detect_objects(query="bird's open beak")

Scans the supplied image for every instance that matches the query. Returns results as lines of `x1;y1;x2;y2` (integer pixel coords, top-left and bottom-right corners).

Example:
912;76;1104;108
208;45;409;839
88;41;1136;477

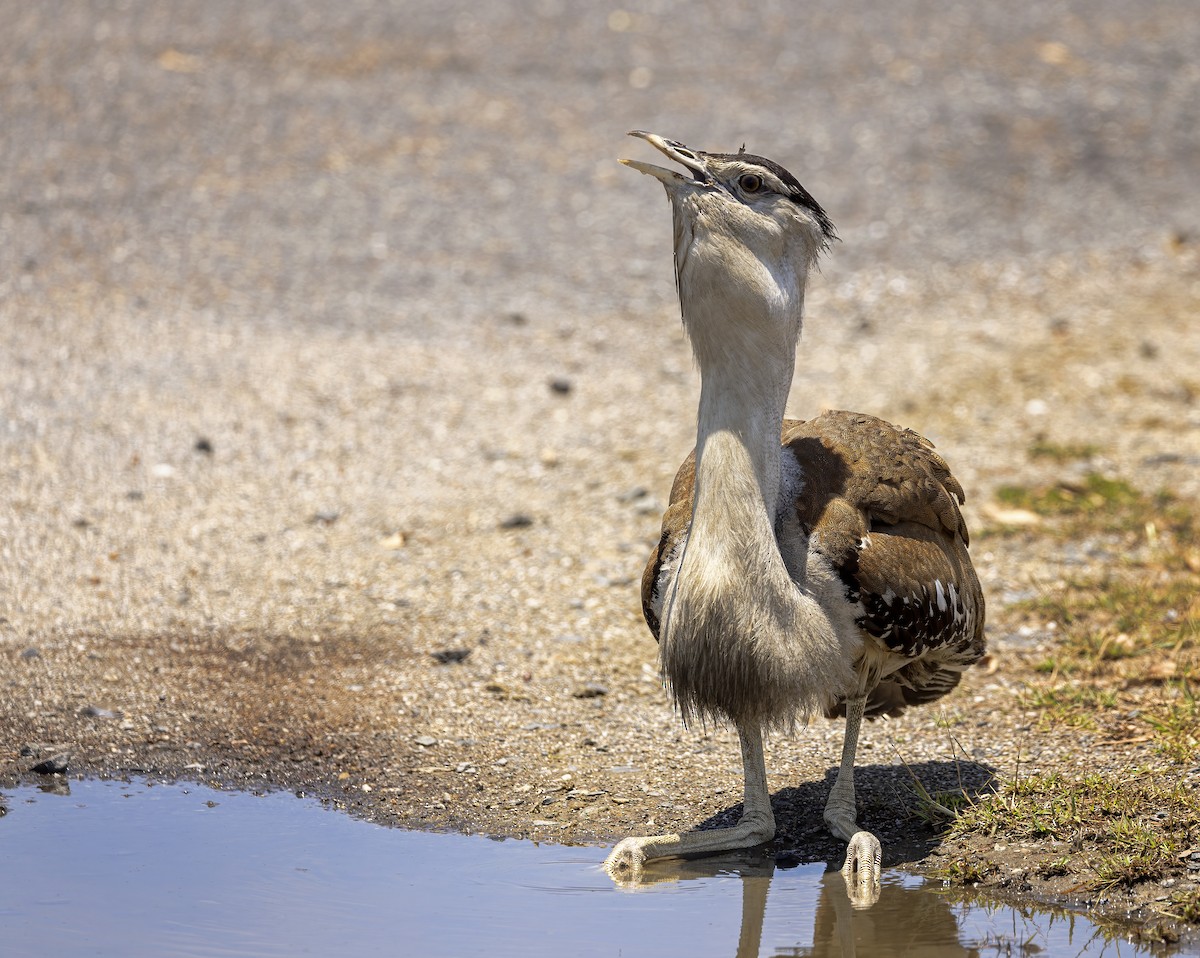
620;131;714;186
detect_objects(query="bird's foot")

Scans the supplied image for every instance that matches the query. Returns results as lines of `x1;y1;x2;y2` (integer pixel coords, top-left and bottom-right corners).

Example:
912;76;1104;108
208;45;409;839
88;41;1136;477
603;836;652;882
603;813;774;885
840;830;882;909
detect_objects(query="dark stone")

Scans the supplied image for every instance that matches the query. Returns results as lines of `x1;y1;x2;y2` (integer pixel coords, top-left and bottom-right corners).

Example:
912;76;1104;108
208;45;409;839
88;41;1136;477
430;648;471;665
31;752;71;775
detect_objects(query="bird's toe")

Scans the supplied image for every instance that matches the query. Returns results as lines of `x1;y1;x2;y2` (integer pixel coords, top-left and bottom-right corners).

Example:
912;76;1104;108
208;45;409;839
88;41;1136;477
840;830;882;908
604;837;648;881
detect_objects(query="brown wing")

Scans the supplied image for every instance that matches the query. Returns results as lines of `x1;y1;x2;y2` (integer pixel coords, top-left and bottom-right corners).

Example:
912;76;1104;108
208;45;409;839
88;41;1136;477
640;451;696;641
783;411;986;717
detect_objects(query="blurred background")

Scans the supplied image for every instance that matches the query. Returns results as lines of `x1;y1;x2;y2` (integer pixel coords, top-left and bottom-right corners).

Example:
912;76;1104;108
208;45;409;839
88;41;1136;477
1;1;1198;789
3;0;1197;334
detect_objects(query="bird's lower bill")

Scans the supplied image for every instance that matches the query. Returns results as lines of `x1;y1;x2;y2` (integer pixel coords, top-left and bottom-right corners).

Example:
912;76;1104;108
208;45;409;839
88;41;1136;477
619;157;688;185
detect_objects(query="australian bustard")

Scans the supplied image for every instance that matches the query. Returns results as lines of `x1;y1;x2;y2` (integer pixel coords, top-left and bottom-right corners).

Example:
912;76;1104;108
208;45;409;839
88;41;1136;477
605;132;986;896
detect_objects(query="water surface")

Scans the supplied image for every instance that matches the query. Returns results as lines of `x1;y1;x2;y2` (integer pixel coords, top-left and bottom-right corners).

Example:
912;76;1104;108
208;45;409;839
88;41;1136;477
0;779;1169;957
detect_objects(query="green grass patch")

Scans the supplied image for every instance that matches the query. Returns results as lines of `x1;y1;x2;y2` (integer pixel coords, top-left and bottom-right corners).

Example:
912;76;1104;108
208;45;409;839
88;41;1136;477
988;473;1199;768
992;471;1197;547
945;770;1200;892
1143;684;1200;763
996;473;1144;518
998;472;1198;685
1020;577;1197;666
1036;857;1072;879
1027;440;1103;463
1169;889;1200;924
1020;684;1118;729
943;858;998;884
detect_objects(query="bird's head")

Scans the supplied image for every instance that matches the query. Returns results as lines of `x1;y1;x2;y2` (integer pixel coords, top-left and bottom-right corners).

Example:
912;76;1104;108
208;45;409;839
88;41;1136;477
621;131;836;358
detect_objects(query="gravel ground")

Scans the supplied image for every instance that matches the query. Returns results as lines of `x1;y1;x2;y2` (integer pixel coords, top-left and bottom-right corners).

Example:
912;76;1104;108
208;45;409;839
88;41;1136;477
3;0;1199;934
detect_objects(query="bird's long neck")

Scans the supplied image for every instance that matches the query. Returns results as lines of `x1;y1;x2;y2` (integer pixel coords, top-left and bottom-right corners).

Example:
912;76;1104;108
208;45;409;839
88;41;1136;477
660;300;835;729
681;264;802;551
689;349;793;548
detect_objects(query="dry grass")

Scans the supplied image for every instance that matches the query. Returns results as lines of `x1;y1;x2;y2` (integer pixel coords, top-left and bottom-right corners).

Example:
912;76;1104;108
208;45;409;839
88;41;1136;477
936;470;1200;936
945;769;1200;890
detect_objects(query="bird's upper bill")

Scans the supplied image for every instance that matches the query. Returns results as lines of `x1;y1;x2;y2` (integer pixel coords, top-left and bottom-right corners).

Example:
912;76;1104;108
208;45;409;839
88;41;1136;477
620;131;715;188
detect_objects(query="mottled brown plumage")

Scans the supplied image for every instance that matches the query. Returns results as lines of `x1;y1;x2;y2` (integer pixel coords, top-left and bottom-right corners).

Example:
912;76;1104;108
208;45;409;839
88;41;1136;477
642;410;985;722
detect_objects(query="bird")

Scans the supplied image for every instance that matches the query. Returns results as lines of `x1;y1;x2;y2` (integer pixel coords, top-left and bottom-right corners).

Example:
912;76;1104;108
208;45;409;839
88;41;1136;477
604;131;986;898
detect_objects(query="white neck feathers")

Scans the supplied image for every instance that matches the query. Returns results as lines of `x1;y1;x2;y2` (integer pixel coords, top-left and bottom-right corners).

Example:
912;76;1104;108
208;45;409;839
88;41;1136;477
658;236;855;729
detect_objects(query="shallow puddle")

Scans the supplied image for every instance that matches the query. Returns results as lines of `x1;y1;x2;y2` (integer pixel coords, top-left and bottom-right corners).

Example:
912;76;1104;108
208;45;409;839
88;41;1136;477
0;778;1173;957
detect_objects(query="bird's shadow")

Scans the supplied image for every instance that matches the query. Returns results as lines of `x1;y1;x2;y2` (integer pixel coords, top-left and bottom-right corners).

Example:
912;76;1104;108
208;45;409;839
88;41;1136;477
690;758;997;870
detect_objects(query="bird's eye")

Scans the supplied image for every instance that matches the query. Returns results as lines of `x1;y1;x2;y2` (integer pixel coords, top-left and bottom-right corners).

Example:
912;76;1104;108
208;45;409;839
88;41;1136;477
738;173;763;193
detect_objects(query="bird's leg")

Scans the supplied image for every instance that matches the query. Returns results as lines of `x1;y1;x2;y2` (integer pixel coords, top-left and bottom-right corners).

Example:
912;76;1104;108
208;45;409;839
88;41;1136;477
604;723;775;881
823;694;882;905
734;874;770;958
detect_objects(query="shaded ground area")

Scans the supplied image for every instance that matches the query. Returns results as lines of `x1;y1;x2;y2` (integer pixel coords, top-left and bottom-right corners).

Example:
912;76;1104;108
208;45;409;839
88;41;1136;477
2;0;1199;945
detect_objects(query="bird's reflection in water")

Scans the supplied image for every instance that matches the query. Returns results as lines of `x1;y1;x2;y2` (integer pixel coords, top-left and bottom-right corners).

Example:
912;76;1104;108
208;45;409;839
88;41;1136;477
624;853;978;958
795;872;976;958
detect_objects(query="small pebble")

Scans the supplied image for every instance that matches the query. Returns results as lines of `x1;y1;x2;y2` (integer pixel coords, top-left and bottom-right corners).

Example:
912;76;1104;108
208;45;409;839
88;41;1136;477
499;514;534;529
378;532;407;550
415;736;438;747
31;752;71;775
80;705;122;719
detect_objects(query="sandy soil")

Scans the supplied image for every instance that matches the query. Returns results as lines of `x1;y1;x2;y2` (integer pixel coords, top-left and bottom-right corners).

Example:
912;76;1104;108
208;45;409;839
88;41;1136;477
3;0;1199;941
